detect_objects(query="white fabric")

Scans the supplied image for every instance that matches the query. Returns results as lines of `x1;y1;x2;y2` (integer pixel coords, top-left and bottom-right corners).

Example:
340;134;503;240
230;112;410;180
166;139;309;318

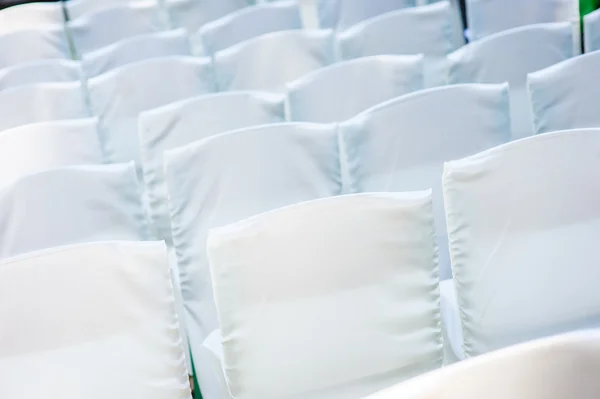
0;241;192;399
0;82;89;133
364;331;600;399
584;9;600;52
448;23;574;140
164;123;342;399
0;60;81;92
165;0;247;34
68;2;165;56
139;91;286;242
439;279;464;362
207;192;442;399
214;30;334;92
66;0;157;20
528;50;600;134
466;0;579;42
0;27;70;69
0;2;64;34
0;163;149;259
317;0;416;30
443;129;600;357
82;29;190;78
337;2;458;87
287;54;424;123
193;1;302;56
87;56;214;165
0;118;102;190
340;83;511;280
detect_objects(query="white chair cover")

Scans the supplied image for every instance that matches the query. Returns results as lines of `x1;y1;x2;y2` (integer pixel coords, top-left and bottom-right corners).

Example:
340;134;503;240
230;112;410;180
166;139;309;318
0;2;65;34
584;8;600;52
0;163;149;259
0;241;192;399
317;0;416;30
192;0;302;56
139;91;286;242
0;118;102;190
448;22;574;140
0;60;81;92
207;192;441;399
165;0;247;34
164;123;342;399
82;29;190;78
337;2;458;87
340;83;511;280
443;129;600;357
68;2;165;56
287;54;424;123
0;82;89;133
528;50;600;134
214;30;334;92
87;56;214;164
466;0;579;42
66;0;156;20
0;27;70;69
364;331;600;399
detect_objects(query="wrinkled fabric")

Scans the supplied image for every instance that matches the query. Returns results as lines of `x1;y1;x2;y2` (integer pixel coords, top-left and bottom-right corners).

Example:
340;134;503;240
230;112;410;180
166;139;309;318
66;0;158;20
0;2;64;35
528;50;600;134
448;23;573;140
87;56;215;165
340;83;511;280
0;27;71;69
192;0;302;56
584;9;600;52
365;331;600;399
207;192;442;399
317;0;416;30
165;0;247;34
0;82;89;133
139;91;285;242
443;129;600;357
214;30;334;92
0;163;149;259
164;123;342;399
337;2;458;87
82;29;190;78
0;60;81;92
0;241;192;399
0;118;102;190
287;54;424;123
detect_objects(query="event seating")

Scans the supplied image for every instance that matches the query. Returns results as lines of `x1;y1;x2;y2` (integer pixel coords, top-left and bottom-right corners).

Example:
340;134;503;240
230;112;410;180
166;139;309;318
317;0;415;30
0;60;81;91
0;1;64;34
287;54;424;123
66;0;151;20
584;8;600;52
165;0;247;34
339;83;511;280
0;241;192;399
206;192;441;398
0;27;71;68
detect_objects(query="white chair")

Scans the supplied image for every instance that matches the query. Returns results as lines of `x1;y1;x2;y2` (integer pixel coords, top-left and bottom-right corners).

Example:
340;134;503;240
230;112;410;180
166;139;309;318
87;56;215;165
0;27;71;69
0;163;149;259
0;118;102;190
165;0;247;34
192;0;302;56
139;91;286;242
364;331;600;399
164;123;342;399
340;84;511;281
68;2;166;56
0;60;81;92
317;0;415;30
0;241;192;399
337;2;459;87
584;8;600;52
82;29;190;78
528;50;600;134
448;23;574;139
443;129;600;358
0;82;89;133
206;192;441;399
0;2;65;34
66;0;155;20
287;54;424;123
